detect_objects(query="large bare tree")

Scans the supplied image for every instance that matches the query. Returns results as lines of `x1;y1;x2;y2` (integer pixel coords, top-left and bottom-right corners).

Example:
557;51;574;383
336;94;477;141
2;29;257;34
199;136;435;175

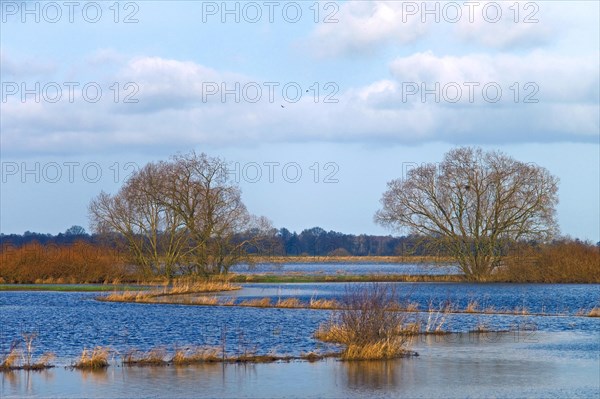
89;152;274;277
375;147;559;281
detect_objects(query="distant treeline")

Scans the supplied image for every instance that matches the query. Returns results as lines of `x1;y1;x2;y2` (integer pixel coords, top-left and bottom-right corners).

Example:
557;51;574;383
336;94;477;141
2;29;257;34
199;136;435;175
0;226;439;257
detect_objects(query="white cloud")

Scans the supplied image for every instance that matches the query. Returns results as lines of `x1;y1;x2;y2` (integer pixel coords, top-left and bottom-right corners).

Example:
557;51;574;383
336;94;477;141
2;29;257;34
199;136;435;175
2;51;598;156
386;51;598;104
454;1;554;48
307;1;428;57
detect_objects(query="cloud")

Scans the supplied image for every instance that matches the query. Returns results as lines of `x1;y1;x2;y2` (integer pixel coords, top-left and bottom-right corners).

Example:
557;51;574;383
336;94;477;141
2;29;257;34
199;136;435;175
2;51;598;156
305;1;585;56
307;1;428;57
454;1;554;48
387;51;599;104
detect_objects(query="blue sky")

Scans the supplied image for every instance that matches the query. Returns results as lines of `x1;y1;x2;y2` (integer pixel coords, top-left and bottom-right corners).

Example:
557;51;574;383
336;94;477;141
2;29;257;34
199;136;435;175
1;1;599;241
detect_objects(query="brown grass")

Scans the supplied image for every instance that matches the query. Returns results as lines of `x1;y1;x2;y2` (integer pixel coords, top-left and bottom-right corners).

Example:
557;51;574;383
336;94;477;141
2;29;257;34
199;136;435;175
1;341;21;370
465;300;479;313
0;241;128;283
588;307;600;317
314;284;413;360
103;291;152;302
123;348;167;366
309;298;340;309
404;302;420;312
191;296;219;305
513;306;529;315
497;240;600;283
73;347;110;369
159;278;240;295
239;297;272;307
276;298;303;308
172;347;222;364
100;278;240;304
342;340;406;361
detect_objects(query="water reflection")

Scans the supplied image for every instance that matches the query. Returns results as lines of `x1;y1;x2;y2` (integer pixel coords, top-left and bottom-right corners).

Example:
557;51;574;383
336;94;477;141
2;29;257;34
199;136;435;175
343;360;399;390
79;368;109;384
1;369;56;398
2;332;598;399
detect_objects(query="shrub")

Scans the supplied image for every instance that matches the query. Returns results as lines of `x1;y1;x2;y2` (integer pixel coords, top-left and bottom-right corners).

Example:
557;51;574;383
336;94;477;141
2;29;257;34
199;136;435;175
314;283;413;360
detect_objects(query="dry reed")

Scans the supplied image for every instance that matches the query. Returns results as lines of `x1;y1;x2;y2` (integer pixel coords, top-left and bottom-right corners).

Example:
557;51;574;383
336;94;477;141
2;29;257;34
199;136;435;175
239;297;272;307
73;347;110;369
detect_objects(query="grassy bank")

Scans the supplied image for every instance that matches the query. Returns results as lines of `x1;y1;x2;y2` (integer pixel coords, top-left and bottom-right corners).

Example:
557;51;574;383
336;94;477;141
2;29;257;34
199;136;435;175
0;284;147;292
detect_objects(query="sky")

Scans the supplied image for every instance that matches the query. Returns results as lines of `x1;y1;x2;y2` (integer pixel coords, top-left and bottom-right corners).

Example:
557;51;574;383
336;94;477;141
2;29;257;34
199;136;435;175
0;0;599;241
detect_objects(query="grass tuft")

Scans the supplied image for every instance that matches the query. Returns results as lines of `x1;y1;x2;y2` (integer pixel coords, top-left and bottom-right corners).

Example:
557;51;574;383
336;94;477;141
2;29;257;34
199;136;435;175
276;298;303;308
73;347;110;369
123;348;167;366
465;300;479;313
172;346;222;364
309;298;340;310
239;297;271;307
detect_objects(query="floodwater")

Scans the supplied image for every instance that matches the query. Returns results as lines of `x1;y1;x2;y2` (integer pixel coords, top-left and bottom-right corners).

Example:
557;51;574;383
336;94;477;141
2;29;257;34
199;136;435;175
1;332;597;398
1;280;599;398
231;262;460;275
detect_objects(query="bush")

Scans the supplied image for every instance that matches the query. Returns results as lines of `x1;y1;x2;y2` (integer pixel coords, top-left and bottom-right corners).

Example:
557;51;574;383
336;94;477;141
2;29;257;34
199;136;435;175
498;240;600;283
314;283;412;360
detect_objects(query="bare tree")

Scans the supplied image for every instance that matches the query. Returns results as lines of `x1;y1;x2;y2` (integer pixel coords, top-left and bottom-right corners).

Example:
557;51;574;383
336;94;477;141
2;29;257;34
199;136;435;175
89;152;274;277
375;147;559;281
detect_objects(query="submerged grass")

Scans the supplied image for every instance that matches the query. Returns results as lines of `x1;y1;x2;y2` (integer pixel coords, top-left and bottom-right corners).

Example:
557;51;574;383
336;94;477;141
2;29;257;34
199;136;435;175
172;347;222;365
588;307;600;317
276;298;303;308
1;334;55;371
239;297;272;307
314;284;414;360
100;278;240;304
309;298;340;310
73;347;110;369
123;348;168;366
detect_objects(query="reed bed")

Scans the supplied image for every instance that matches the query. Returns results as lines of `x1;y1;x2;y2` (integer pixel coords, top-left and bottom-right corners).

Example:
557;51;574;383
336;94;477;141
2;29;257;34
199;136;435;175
172;347;222;364
0;346;20;370
276;298;303;308
239;297;272;307
0;334;56;371
190;296;220;305
123;348;168;366
159;279;240;296
73;347;110;369
309;298;340;310
100;278;240;304
465;300;479;313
